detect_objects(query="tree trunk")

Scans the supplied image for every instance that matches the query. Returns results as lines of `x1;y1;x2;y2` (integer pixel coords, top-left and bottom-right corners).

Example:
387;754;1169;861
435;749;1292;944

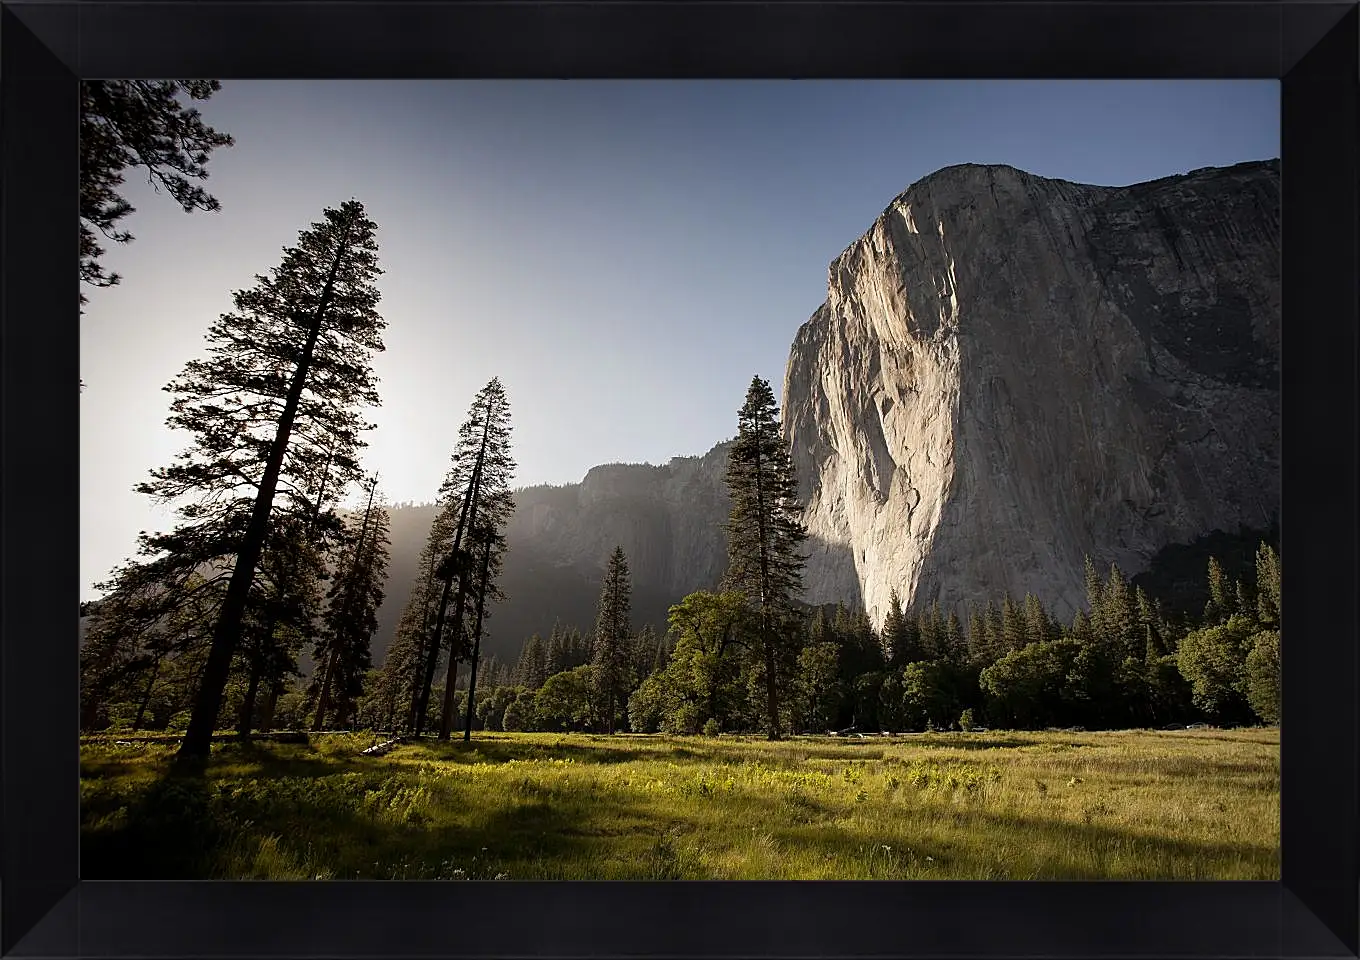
258;679;281;732
462;535;494;742
403;552;438;733
751;420;781;741
315;478;376;733
237;655;262;739
438;575;474;740
414;428;487;733
132;652;165;730
311;649;340;731
178;211;357;761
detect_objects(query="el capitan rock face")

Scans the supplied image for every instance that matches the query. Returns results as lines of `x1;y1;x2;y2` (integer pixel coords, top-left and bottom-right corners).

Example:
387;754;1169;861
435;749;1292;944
783;160;1280;626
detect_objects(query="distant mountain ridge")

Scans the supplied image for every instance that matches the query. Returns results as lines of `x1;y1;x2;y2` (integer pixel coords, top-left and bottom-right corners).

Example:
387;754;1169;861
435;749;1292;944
372;441;734;665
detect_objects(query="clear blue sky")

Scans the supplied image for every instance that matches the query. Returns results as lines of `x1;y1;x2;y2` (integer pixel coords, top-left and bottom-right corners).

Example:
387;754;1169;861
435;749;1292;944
81;80;1279;598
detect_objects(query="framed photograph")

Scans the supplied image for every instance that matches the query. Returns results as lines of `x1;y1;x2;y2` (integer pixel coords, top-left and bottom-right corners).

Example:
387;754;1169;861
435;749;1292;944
3;1;1355;957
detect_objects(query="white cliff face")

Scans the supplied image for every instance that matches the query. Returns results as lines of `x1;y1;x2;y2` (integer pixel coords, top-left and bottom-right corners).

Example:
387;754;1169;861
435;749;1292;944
784;161;1281;626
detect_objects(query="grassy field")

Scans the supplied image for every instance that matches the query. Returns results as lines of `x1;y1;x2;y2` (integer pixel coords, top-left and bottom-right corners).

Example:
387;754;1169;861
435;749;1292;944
80;728;1279;880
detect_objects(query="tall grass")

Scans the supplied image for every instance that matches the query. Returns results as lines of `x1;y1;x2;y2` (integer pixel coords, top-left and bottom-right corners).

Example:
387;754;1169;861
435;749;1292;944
80;728;1279;880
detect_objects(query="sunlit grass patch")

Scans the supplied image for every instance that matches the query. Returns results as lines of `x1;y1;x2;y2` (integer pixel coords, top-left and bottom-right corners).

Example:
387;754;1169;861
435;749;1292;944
81;727;1278;881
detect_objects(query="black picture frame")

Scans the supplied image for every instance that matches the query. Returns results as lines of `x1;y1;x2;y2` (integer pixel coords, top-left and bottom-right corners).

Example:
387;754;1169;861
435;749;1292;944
3;1;1355;957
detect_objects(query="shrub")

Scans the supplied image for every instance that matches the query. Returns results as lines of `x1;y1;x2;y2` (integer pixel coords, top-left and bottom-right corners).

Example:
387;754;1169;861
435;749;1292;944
980;639;1082;728
627;672;670;734
900;660;958;732
1177;615;1256;723
701;717;721;737
534;666;597;732
501;691;539;732
959;708;976;732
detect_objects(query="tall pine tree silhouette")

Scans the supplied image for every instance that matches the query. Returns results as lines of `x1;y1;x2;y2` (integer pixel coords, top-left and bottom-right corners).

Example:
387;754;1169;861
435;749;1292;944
410;379;515;739
592;547;633;734
722;375;808;740
167;200;385;759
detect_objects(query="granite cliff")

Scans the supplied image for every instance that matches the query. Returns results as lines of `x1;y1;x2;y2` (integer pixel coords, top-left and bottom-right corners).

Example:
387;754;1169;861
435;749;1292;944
784;159;1281;625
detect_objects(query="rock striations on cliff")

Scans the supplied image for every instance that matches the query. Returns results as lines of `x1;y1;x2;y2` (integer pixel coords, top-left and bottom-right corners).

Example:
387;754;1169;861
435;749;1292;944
783;159;1281;626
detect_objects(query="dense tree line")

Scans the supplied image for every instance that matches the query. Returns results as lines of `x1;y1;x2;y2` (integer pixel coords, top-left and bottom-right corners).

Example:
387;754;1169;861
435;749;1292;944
409;541;1279;738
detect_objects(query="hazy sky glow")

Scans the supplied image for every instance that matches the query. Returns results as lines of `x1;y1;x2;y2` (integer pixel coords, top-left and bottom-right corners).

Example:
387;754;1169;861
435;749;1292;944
81;80;1279;599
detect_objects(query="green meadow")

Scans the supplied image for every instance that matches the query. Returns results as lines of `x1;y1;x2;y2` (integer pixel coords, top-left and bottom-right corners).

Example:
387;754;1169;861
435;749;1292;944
80;728;1278;881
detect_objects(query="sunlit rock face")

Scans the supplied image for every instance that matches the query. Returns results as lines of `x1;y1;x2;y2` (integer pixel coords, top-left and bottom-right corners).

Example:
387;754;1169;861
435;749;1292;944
783;160;1280;626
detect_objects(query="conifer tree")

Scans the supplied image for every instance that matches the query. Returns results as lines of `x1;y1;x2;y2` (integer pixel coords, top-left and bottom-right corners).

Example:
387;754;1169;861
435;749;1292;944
312;477;391;730
1102;564;1139;660
943;610;965;664
80;81;233;303
1255;543;1281;627
517;634;549;689
651;630;673;673
544;624;567;677
881;589;919;665
561;626;589;670
592;547;634;734
168;200;384;759
722;376;808;740
463;518;509;742
967;607;988;663
438;478;514;741
632;624;660;687
1205;556;1231;624
383;501;459;731
1022;593;1055;648
1000;594;1026;652
236;515;328;737
1084;556;1106;638
409;378;515;738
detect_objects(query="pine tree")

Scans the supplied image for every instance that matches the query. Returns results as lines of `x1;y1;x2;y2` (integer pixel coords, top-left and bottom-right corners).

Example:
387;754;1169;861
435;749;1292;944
881;589;919;665
237;515;328;737
1103;564;1138;660
919;606;941;658
312;477;391;730
562;626;589;670
1255;543;1281;627
169;200;384;760
1022;593;1054;648
592;547;634;735
722;376;808;740
967;607;988;663
1205;556;1231;624
544;623;567;677
462;518;509;742
80;81;233;303
1000;594;1026;652
943;610;965;664
408;378;515;739
517;634;548;689
1083;556;1105;637
651;630;673;673
632;624;660;687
